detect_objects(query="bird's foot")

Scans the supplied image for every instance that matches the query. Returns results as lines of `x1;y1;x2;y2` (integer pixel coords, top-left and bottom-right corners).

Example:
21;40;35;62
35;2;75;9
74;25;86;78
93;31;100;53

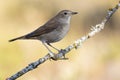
58;49;69;60
48;51;55;57
48;51;56;60
48;49;68;60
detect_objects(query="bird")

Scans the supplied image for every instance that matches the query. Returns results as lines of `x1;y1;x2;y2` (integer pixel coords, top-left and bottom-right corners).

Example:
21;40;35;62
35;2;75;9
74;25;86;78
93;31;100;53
9;10;78;57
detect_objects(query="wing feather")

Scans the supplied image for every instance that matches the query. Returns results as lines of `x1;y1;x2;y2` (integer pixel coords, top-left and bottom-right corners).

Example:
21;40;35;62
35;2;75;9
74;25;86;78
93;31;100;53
25;19;60;39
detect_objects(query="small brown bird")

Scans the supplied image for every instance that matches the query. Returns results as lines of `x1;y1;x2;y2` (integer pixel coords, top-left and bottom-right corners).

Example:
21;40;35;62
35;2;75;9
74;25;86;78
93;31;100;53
9;10;78;56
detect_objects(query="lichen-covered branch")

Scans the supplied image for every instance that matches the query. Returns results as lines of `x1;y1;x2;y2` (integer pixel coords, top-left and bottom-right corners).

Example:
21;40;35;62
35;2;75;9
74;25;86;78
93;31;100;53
6;1;120;80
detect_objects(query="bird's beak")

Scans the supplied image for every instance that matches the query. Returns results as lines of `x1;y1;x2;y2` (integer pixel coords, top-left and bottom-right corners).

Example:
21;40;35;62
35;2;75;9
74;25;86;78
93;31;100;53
72;12;78;15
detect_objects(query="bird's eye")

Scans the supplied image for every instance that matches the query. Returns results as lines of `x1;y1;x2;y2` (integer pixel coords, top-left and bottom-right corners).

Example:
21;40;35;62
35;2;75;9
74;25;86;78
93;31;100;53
64;12;67;15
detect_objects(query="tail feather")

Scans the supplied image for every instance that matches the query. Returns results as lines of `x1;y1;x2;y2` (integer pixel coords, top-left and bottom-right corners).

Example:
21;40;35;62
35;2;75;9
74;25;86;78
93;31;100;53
9;36;25;42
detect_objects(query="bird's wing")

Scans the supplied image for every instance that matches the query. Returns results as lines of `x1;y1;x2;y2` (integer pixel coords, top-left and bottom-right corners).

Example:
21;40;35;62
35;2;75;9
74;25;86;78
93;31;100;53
25;19;60;39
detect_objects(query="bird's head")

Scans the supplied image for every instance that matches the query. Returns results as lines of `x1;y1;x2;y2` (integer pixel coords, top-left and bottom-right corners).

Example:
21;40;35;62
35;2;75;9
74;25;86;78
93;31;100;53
56;10;78;23
58;10;78;18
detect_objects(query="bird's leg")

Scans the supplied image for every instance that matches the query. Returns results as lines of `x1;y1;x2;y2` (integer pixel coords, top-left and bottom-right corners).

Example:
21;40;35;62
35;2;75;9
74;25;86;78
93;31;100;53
47;43;68;60
47;43;60;52
42;42;55;58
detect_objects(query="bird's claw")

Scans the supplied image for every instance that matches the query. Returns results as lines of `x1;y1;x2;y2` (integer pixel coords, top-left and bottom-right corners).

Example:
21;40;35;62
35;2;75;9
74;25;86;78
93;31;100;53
59;49;69;60
48;49;69;60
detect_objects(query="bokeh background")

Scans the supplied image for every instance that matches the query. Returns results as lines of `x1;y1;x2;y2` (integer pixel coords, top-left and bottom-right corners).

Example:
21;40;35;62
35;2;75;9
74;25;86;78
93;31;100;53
0;0;120;80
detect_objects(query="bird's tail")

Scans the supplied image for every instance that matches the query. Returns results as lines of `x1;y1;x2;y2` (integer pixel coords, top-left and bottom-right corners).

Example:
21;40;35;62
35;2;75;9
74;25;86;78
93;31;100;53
9;36;25;42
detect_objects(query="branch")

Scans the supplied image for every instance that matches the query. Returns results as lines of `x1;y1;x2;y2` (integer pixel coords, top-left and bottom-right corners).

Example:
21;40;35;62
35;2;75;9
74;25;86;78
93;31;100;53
6;1;120;80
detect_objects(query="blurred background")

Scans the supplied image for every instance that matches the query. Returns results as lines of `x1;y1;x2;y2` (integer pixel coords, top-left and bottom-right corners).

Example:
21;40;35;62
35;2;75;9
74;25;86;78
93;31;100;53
0;0;120;80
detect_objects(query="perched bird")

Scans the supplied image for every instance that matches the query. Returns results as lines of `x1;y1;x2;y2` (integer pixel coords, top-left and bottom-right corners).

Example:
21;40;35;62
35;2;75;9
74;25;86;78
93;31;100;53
9;10;78;57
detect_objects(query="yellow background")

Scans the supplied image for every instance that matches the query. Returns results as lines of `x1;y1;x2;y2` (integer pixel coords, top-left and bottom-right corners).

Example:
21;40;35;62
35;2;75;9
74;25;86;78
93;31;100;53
0;0;120;80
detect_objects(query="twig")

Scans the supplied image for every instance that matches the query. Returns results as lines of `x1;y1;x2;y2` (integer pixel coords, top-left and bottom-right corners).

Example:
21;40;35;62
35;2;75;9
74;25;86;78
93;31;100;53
6;1;120;80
